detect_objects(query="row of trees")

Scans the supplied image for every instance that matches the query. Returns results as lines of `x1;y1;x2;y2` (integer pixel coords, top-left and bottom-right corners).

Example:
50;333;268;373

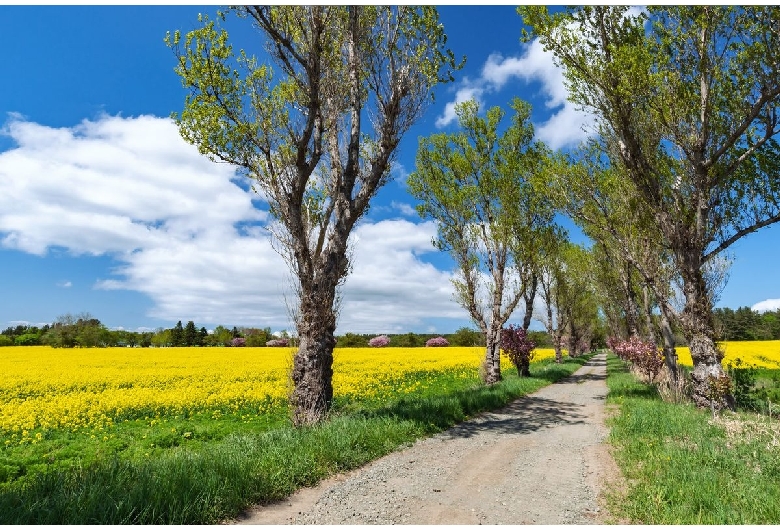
165;6;780;423
519;5;780;409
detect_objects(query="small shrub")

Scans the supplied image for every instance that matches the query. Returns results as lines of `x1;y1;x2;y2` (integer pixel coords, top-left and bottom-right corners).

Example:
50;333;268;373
500;324;536;377
266;338;289;347
230;337;246;347
425;336;449;347
726;357;760;411
368;335;390;347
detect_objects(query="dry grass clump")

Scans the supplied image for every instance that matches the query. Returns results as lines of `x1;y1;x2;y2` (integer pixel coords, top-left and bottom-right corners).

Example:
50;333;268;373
710;411;780;451
653;364;692;404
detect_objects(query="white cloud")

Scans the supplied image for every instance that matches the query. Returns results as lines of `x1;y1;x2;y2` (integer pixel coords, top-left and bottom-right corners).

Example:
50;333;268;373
436;34;595;149
0;114;262;255
752;299;780;313
342;219;463;333
57;281;72;288
0;114;469;333
390;201;417;217
390;161;410;184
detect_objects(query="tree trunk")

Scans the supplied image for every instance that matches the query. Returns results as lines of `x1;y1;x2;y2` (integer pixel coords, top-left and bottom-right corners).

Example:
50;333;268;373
517;359;531;378
546;300;563;364
521;274;538;331
659;301;679;380
482;324;502;384
621;262;640;338
290;277;339;426
567;312;579;357
679;264;733;410
642;283;657;345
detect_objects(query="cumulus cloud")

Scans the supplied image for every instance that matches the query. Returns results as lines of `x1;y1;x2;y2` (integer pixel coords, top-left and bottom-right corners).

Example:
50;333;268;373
0;114;467;332
390;201;417;217
752;299;780;313
57;281;73;288
0;114;263;255
342;219;462;333
436;31;595;149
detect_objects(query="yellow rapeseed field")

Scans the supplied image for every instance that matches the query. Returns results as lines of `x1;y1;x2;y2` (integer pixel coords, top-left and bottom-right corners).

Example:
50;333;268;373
0;345;558;438
675;340;780;369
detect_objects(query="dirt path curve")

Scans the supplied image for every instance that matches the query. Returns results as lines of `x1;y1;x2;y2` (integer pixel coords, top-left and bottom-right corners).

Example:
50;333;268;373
235;352;617;525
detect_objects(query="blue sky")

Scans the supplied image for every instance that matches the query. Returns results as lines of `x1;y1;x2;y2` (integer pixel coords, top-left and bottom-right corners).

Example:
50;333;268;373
1;6;779;335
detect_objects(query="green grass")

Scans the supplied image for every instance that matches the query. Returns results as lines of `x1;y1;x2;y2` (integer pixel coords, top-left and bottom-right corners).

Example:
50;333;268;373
0;354;591;524
606;353;780;524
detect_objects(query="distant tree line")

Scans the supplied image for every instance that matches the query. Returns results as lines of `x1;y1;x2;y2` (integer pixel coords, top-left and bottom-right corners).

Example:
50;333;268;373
335;328;554;349
0;313;279;348
0;315;559;349
3;308;774;349
713;307;780;342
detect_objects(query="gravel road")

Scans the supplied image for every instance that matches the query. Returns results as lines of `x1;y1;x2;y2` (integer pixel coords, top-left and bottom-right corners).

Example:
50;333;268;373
235;352;617;525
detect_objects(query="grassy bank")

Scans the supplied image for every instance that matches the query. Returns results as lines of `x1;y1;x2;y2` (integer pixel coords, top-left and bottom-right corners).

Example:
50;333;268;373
605;353;780;524
0;354;590;524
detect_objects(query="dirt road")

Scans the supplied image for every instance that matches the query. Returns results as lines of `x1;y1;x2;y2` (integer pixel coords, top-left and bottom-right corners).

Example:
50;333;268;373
236;352;617;525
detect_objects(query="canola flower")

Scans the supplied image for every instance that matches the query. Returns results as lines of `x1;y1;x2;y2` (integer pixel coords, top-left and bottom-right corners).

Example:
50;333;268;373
0;345;557;437
675;340;780;369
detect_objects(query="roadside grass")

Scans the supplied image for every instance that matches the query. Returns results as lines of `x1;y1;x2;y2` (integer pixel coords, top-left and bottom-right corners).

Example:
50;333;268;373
606;353;780;524
0;354;591;524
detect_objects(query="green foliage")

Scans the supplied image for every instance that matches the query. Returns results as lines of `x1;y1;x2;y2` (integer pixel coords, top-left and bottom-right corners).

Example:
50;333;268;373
14;334;40;346
0;336;13;347
449;327;484;347
170;321;184;347
726;359;780;414
165;5;462;266
391;333;421;347
521;6;780;372
336;333;369;348
243;328;273;347
714;307;780;341
42;314;107;348
527;330;552;348
183;321;199;347
167;6;463;424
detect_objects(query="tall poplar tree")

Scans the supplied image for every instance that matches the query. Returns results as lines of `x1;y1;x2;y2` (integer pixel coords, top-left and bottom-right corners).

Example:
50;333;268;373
408;98;554;384
166;6;460;424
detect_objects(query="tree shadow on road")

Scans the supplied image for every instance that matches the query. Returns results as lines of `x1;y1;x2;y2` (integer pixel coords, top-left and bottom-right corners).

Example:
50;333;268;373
369;353;607;439
440;395;587;439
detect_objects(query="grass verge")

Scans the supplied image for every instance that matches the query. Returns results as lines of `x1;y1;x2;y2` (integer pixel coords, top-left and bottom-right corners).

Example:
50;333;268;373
606;353;780;524
0;354;591;524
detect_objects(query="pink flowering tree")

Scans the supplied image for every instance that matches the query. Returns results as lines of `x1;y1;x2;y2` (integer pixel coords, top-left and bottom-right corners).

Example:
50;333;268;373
608;335;665;383
368;335;390;347
500;324;536;377
426;336;449;347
